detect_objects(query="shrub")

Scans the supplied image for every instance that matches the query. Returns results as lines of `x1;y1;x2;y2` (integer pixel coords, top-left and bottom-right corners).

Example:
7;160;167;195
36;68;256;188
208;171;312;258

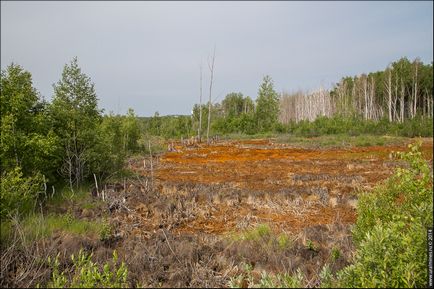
338;142;433;288
46;249;128;288
0;167;43;219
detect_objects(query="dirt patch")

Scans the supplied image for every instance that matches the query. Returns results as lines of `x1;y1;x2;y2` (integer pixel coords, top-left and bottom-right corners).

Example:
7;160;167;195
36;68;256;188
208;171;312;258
90;138;432;287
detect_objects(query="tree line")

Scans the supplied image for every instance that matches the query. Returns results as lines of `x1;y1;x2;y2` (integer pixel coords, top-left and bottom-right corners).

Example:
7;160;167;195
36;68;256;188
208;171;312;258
1;58;141;218
187;56;432;137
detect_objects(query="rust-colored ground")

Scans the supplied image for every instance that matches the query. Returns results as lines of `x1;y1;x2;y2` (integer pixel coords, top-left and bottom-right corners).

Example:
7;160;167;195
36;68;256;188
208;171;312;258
130;138;433;236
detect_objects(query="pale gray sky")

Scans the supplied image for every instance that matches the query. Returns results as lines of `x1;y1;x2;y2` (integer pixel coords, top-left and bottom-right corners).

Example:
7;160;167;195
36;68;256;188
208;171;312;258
1;1;433;116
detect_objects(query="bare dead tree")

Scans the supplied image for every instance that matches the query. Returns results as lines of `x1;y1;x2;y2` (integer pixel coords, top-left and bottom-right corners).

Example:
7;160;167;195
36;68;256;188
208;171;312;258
206;46;216;144
198;63;203;142
279;88;333;123
412;59;419;119
400;77;405;122
385;67;393;122
363;74;368;120
148;140;154;186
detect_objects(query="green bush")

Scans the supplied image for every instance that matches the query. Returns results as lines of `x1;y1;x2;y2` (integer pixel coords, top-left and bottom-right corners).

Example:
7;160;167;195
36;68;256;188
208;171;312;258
0;167;43;219
337;142;433;288
46;249;128;288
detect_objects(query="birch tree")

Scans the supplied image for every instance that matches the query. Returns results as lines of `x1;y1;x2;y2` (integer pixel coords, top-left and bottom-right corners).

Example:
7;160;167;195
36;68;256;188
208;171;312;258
51;57;101;189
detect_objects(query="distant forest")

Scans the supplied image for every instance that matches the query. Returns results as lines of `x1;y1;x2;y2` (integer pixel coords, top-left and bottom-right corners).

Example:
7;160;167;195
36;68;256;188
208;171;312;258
143;56;433;138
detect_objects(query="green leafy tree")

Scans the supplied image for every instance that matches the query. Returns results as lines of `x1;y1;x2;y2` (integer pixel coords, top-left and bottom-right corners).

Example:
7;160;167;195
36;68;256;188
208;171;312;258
50;57;102;188
222;92;245;118
243;96;255;115
0;63;61;182
255;75;280;132
90;113;125;181
121;108;141;153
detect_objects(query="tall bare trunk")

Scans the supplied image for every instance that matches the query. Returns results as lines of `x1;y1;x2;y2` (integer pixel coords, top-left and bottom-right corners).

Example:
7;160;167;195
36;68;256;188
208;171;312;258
363;76;368;120
412;61;418;118
386;68;393;121
206;46;216;143
198;64;203;142
400;78;405;122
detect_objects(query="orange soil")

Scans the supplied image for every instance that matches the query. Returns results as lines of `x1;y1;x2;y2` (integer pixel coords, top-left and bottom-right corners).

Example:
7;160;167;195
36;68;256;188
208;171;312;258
132;139;433;235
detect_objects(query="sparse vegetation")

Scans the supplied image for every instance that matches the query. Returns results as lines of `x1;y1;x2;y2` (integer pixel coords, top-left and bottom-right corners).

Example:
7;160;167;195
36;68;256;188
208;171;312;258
46;249;128;288
228;263;304;288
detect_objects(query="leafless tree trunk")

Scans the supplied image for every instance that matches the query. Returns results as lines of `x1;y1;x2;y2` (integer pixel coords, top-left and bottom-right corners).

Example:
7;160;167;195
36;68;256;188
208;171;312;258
385;68;393;122
279;88;333;123
393;73;399;121
400;78;405;122
363;75;368;120
93;173;99;198
412;60;419;118
206;46;216;143
198;64;203;142
369;76;375;120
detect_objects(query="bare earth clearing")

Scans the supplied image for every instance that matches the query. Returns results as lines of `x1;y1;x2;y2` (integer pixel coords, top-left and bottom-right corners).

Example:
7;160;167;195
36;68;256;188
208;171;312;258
12;138;431;287
95;138;432;287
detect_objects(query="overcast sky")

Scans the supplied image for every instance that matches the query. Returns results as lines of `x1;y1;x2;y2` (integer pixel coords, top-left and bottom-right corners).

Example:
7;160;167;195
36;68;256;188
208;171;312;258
1;1;433;116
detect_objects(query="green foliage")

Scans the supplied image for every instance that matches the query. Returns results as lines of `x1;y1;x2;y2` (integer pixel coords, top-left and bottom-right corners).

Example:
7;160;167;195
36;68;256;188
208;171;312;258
24;213;101;243
0;211;102;246
285;115;433;138
222;92;246;118
99;218;113;242
352;142;432;244
91;110;141;180
255;75;280;132
277;233;291;250
305;239;319;252
275;133;408;149
1;59;140;204
235;223;272;241
330;57;433;122
47;249;128;288
0;167;43;219
121;108;141;153
141;113;193;139
330;246;341;262
50;57;102;186
0;63;62;181
319;264;335;288
92;113;126;179
337;142;433;288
